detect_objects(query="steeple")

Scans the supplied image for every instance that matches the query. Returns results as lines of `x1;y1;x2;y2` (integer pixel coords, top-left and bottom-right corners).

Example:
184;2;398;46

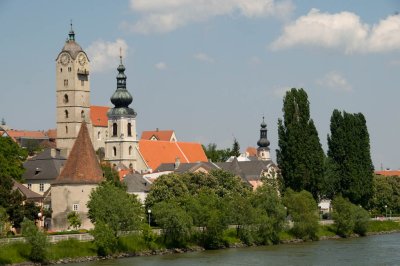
257;116;270;148
68;20;75;41
108;52;136;118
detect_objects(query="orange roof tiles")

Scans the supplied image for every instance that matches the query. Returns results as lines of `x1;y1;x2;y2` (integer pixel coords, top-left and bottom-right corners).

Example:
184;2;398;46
138;140;207;170
375;170;400;177
54;122;104;185
141;130;174;141
46;129;57;139
90;106;109;127
246;147;257;157
6;130;47;139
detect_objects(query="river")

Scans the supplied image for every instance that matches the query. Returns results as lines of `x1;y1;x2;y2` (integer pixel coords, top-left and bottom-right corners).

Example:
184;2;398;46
68;233;400;266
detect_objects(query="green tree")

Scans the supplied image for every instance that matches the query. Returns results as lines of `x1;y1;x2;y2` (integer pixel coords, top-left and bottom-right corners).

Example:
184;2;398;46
152;200;193;247
0;207;9;237
87;182;143;237
101;163;124;188
277;88;325;199
331;196;355;237
230;138;241;157
283;189;319;241
327;110;374;207
202;143;232;162
369;175;400;215
67;211;82;230
21;218;48;262
91;221;118;256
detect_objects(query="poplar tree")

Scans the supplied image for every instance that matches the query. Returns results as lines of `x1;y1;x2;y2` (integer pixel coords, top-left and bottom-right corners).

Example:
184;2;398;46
277;88;325;199
327;110;374;207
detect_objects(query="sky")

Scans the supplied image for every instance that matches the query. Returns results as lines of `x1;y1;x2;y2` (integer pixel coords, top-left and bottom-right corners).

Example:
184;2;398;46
1;0;400;169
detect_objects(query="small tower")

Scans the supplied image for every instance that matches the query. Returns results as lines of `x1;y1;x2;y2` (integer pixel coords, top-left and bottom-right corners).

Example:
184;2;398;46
104;53;139;170
257;117;271;161
55;23;91;157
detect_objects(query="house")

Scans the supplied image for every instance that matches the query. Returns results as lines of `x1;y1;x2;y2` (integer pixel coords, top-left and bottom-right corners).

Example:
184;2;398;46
123;173;152;203
22;148;66;195
141;129;177;142
51;122;104;231
375;170;400;177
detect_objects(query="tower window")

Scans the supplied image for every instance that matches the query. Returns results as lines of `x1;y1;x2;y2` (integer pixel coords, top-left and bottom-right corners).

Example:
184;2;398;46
129;146;132;155
97;131;101;140
113;147;117;157
63;94;69;103
81;110;85;119
127;123;132;137
65;110;69;118
68;67;72;72
60;68;63;72
64;79;68;87
65;126;68;134
112;123;117;137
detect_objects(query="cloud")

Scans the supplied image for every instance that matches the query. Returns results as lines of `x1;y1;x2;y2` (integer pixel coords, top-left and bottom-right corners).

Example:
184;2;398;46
271;9;400;53
193;52;215;63
86;39;128;72
127;0;294;34
317;71;352;92
155;61;167;70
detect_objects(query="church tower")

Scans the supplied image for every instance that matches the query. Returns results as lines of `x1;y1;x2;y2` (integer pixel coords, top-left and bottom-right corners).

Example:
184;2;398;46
55;24;91;157
257;117;271;161
104;54;141;170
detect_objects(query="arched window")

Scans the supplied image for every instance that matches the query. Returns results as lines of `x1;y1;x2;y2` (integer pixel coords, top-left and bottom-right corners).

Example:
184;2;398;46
127;123;132;137
128;146;132;155
65;126;68;134
112;123;117;137
97;131;101;140
63;94;69;103
64;79;68;86
113;147;117;157
81;110;85;119
60;68;63;72
68;67;71;72
65;110;69;118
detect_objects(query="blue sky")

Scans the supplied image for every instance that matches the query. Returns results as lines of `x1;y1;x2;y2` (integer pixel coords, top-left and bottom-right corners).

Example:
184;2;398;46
1;0;400;169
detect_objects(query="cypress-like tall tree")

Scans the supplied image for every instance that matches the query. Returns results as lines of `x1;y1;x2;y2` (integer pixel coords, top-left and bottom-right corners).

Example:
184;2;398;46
327;110;374;207
277;88;325;199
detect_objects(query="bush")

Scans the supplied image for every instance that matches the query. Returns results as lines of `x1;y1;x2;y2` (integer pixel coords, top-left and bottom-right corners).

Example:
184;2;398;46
21;218;48;262
90;222;118;256
353;206;370;236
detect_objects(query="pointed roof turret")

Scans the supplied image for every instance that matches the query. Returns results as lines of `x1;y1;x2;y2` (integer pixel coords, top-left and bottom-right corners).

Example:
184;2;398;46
108;51;137;119
53;122;104;185
60;21;83;59
257;117;270;148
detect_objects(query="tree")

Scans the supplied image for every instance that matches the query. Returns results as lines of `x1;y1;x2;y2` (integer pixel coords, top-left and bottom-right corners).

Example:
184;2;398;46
0;207;9;237
283;189;319;241
21;218;48;262
87;182;143;237
277;88;325;199
202;143;232;162
230;138;240;157
101;163;124;188
91;221;118;256
327;110;374;207
369;175;400;215
67;211;82;230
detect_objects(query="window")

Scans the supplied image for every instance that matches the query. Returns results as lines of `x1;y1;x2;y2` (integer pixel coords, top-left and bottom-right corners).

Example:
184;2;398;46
65;126;68;134
73;204;79;211
97;131;101;140
63;94;69;103
68;67;72;72
127;123;132;137
129;163;133;169
60;68;63;72
112;123;117;137
81;110;85;119
64;79;68;86
65;110;69;118
27;183;32;190
128;146;132;155
113;147;117;157
39;183;44;192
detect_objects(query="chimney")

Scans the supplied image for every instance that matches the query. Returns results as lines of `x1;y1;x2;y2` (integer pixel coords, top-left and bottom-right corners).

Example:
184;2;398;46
174;157;180;170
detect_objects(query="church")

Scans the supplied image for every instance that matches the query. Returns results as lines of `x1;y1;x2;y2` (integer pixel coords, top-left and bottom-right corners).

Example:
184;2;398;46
55;25;207;172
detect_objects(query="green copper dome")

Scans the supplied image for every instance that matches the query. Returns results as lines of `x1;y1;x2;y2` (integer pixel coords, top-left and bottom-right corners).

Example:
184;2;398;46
108;56;136;118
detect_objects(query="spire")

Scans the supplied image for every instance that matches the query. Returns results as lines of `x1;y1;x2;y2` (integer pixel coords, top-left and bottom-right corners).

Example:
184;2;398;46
257;116;270;148
54;122;104;185
68;20;75;41
108;52;136;118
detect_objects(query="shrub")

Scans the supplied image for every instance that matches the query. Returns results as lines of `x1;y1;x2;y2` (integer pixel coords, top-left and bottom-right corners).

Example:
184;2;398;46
21;218;48;262
332;196;355;237
353;206;370;236
90;222;118;256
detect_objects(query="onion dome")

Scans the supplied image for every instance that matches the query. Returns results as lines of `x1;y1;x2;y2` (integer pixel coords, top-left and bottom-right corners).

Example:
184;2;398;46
108;54;137;118
257;117;270;148
61;22;83;59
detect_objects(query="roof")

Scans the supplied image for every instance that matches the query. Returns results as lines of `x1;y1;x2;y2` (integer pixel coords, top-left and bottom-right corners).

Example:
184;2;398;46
138;140;207;170
123;173;152;193
375;170;400;177
217;158;276;182
46;129;57;139
61;40;83;59
246;147;257;157
13;180;43;201
155;162;220;173
6;130;47;139
53;122;104;185
23;148;66;181
90;106;109;127
141;130;175;141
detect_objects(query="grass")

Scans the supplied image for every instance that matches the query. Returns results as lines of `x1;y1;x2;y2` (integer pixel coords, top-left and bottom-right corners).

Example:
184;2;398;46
222;228;241;245
317;225;337;238
47;239;97;261
0;242;30;265
367;220;400;233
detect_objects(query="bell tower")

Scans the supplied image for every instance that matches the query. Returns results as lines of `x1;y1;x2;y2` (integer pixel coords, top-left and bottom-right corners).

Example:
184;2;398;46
257;117;271;161
55;24;91;157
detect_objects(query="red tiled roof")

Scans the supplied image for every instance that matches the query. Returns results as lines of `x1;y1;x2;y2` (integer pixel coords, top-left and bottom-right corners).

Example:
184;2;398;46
6;130;47;139
54;122;104;185
46;129;57;139
246;147;257;157
141;130;174;141
90;106;109;127
138;140;207;170
375;170;400;177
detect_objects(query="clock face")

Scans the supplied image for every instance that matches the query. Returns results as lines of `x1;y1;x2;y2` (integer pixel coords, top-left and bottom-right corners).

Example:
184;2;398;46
60;53;70;66
78;54;86;66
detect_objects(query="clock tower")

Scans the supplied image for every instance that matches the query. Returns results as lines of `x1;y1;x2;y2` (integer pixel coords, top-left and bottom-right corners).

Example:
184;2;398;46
55;25;91;157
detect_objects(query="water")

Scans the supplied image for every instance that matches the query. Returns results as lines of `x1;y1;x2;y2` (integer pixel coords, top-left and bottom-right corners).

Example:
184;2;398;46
69;233;400;266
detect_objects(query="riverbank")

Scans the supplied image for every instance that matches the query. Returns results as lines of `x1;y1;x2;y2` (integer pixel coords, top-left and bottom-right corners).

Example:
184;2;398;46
2;220;400;266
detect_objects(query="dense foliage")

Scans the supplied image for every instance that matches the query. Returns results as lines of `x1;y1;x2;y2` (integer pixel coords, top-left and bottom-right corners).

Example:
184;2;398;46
277;88;325;199
327;110;374;207
369;174;400;216
21;218;48;262
202;138;241;162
